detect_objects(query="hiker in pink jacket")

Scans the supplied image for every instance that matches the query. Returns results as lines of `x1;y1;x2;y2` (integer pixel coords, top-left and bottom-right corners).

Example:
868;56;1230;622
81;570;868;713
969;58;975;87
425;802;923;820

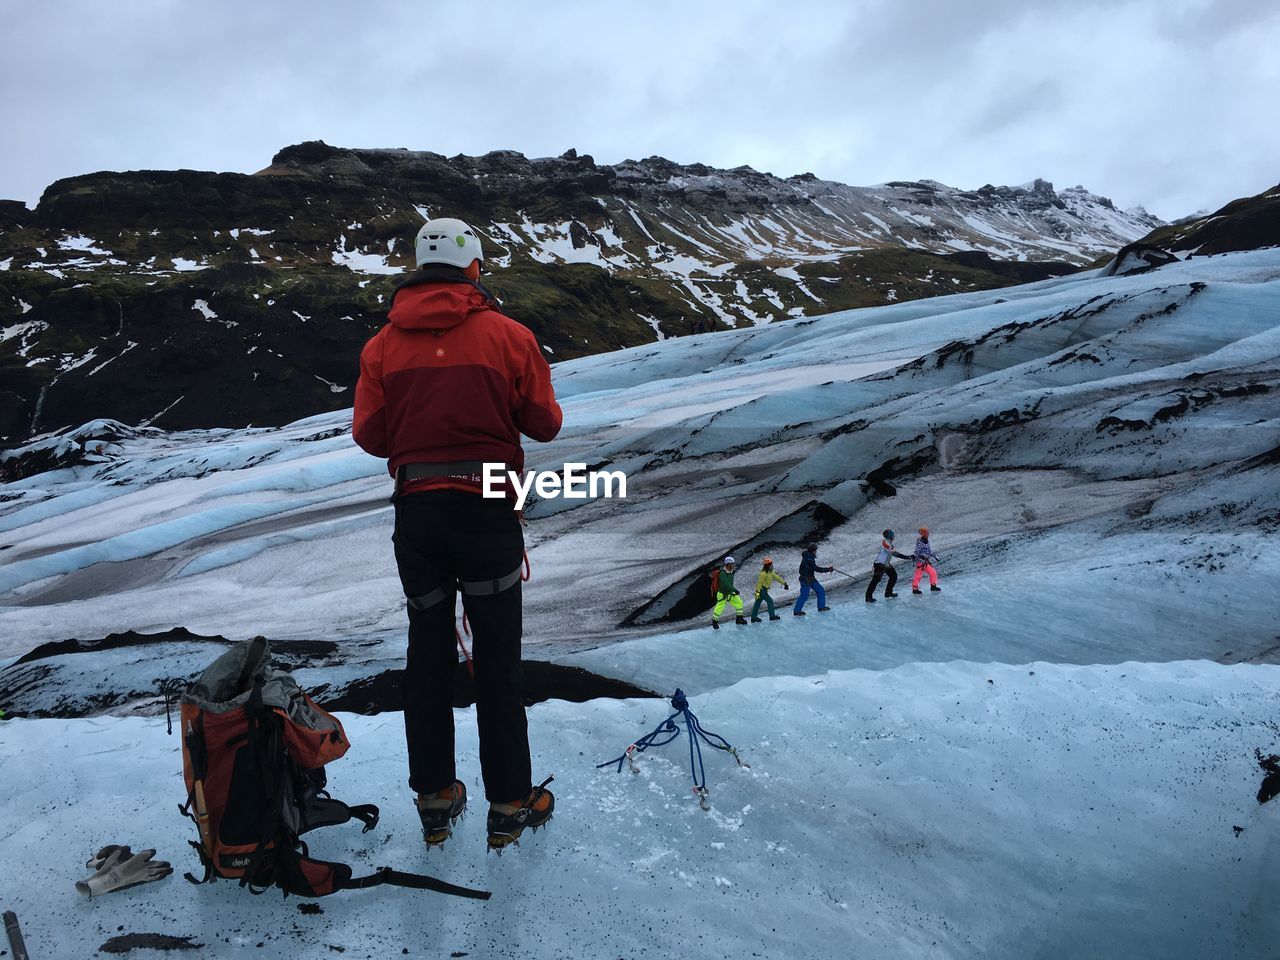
911;527;941;594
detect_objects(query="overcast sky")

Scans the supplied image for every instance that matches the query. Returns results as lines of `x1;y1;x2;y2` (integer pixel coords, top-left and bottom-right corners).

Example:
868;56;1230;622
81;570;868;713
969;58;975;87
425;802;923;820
3;0;1277;220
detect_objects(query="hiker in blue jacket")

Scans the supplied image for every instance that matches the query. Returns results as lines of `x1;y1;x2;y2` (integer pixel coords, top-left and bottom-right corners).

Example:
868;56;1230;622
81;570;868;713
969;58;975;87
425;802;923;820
793;542;832;616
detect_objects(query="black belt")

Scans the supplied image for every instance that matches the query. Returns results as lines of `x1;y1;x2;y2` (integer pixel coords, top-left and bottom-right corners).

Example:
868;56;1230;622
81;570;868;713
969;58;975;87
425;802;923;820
394;460;514;498
396;460;491;487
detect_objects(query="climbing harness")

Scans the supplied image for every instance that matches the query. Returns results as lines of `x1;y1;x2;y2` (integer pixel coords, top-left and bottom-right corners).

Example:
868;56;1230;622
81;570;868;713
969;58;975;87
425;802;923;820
411;550;532;681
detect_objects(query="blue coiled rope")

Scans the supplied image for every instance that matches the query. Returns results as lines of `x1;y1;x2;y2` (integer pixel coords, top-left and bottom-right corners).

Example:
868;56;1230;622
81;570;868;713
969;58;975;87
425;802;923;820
597;689;747;807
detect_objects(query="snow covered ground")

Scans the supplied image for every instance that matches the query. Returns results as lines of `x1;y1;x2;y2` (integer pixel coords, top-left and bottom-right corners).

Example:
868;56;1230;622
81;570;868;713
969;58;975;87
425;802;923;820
0;247;1278;958
0;656;1276;959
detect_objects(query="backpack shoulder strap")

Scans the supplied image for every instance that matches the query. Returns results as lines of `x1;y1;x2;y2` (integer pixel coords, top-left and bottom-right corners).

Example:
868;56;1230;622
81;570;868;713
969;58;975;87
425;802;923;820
276;845;491;899
298;793;379;835
340;866;492;900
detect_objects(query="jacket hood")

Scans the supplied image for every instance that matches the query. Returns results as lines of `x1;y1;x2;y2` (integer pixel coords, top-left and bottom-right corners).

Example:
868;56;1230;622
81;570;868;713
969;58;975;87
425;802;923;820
387;268;500;332
388;283;491;332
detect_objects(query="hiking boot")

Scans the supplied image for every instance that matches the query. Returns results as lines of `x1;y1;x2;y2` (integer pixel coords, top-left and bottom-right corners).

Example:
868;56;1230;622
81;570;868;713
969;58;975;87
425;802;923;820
487;777;554;850
769;615;781;621
750;616;762;623
711;619;720;630
930;585;942;592
912;589;923;595
416;780;467;846
735;616;749;626
885;592;898;598
817;606;831;612
793;610;806;616
865;596;876;603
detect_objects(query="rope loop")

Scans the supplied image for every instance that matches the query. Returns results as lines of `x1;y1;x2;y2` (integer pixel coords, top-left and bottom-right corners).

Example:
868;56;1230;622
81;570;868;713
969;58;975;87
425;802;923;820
455;623;474;679
596;689;745;809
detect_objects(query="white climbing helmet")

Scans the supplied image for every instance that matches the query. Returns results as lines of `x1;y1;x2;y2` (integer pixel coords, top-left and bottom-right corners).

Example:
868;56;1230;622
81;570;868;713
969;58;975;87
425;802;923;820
414;217;483;270
723;556;735;566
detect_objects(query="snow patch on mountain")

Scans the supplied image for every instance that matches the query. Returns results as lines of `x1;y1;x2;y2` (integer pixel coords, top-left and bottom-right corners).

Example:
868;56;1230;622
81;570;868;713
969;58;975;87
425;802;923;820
331;234;400;274
56;234;112;256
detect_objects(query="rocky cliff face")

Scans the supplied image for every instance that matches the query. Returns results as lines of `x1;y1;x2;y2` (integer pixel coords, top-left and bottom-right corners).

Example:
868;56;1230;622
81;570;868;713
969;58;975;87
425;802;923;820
0;142;1162;444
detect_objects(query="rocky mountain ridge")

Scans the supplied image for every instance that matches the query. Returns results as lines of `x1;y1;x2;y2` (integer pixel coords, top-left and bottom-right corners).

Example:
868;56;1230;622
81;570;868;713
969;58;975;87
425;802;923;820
1138;181;1280;257
0;142;1164;443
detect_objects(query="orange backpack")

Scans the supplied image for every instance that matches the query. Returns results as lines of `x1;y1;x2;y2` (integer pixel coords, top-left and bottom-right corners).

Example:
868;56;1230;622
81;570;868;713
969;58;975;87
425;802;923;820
179;637;487;900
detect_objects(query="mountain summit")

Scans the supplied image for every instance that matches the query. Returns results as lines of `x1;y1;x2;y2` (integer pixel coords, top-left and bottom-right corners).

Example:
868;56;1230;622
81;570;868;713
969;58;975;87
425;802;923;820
253;142;1158;267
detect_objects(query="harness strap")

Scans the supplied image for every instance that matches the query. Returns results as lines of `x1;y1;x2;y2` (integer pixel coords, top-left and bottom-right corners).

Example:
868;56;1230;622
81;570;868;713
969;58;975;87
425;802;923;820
407;561;525;611
461;563;525;597
406;585;450;612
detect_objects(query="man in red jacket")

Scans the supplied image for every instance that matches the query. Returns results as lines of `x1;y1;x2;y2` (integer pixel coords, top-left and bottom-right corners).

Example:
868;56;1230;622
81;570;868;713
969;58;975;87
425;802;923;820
353;216;562;850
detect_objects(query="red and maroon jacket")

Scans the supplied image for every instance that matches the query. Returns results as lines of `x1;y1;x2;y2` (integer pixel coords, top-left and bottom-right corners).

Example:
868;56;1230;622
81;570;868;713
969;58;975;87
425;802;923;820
353;272;562;496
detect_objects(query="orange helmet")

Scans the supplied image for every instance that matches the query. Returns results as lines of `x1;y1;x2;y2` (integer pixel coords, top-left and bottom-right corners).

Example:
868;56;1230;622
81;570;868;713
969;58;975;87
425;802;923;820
919;527;929;537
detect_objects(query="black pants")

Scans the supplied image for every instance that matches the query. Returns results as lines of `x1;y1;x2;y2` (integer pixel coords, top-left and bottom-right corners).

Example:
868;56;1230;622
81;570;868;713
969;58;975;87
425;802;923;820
865;562;897;600
393;490;530;803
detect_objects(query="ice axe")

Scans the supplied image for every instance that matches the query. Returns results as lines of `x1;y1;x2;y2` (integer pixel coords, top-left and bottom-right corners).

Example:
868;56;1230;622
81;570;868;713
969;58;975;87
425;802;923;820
830;567;859;581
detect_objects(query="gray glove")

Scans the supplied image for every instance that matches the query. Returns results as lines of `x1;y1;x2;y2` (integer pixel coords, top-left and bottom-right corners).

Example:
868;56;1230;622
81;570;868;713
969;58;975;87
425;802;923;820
77;847;173;898
85;845;132;872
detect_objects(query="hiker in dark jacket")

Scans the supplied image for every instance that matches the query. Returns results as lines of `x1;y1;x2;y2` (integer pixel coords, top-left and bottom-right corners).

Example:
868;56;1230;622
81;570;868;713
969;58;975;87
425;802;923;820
866;529;912;602
793;542;832;616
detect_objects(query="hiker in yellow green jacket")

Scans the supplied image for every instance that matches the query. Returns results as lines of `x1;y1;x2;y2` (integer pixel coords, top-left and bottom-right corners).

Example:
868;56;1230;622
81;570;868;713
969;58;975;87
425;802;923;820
750;557;788;622
710;556;748;629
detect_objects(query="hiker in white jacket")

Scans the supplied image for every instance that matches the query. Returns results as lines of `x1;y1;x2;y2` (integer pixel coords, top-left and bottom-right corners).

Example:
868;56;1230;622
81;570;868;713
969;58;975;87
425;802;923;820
865;530;912;603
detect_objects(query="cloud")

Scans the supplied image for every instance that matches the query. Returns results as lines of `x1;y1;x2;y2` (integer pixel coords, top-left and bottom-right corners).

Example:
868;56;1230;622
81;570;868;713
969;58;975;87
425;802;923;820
1;0;1276;219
